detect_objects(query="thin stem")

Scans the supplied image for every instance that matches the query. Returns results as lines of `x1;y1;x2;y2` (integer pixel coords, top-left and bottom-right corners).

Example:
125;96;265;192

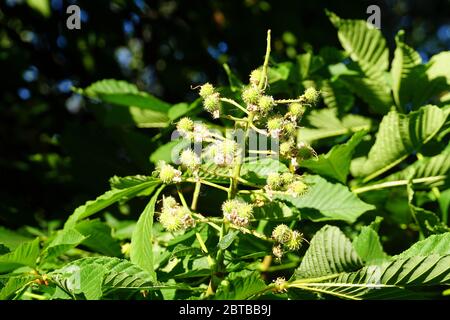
22;291;48;300
228;224;273;242
200;180;230;192
248;149;277;155
223;115;248;122
195;232;215;268
249;122;269;136
220;97;249;114
191;181;201;211
258;29;271;91
275;98;309;105
177;186;189;209
353;176;446;194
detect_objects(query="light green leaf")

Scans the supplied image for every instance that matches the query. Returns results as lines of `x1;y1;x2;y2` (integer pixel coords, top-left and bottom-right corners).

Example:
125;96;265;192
43;228;86;260
75;79;171;127
64;179;160;229
50;257;154;299
319;79;354;113
352;105;449;182
327;10;392;113
223;64;244;92
353;226;389;264
395;233;450;259
149;139;191;164
214;270;266;300
0;227;32;250
130;185;165;281
295;225;363;279
277;175;375;223
300;108;372;143
75;219;122;257
0;239;40;273
391;30;424;110
301;130;366;183
26;0;50;17
384;149;450;188
407;185;449;236
218;230;240;250
292;254;450;299
0;275;37;300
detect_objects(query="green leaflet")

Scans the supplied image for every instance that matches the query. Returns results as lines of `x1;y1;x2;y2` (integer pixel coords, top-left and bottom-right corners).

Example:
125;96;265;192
0;275;37;300
293;226;450;299
75;219;122;257
130;185;165;281
43;228;86;260
75;79;171;128
295;225;363;279
300;108;372;143
395;232;450;259
391;30;424;110
319;79;354;114
353;226;389;264
407;184;449;236
327;10;392;113
0;227;33;251
351;105;449;182
301;130;366;183
49;257;154;299
276;175;375;223
0;238;40;273
64;179;160;229
214;270;267;300
384;149;450;187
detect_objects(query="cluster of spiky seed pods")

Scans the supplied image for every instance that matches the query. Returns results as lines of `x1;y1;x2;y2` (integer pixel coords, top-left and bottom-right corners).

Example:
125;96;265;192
152;44;320;261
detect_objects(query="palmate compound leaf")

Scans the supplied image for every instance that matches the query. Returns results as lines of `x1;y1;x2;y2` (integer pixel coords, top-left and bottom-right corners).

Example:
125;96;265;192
301;130;366;183
293;227;450;299
275;175;375;223
351;105;449;182
130;185;165;281
49;257;154;299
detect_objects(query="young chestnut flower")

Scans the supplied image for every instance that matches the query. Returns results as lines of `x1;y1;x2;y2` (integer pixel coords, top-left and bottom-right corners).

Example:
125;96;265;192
287;180;308;197
257;95;275;115
267;116;284;138
286;230;303;251
242;86;261;106
177;117;194;138
159;196;194;232
222;199;253;227
288;102;305;119
207;139;238;167
297;141;318;161
272;244;284;260
157;161;182;184
203;93;221;118
180;149;201;169
304;87;320;105
272;224;292;244
199;83;215;98
249;69;263;86
273;277;288;293
279;140;295;158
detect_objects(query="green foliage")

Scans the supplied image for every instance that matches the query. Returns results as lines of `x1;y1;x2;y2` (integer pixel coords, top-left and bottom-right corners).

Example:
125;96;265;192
2;10;450;301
